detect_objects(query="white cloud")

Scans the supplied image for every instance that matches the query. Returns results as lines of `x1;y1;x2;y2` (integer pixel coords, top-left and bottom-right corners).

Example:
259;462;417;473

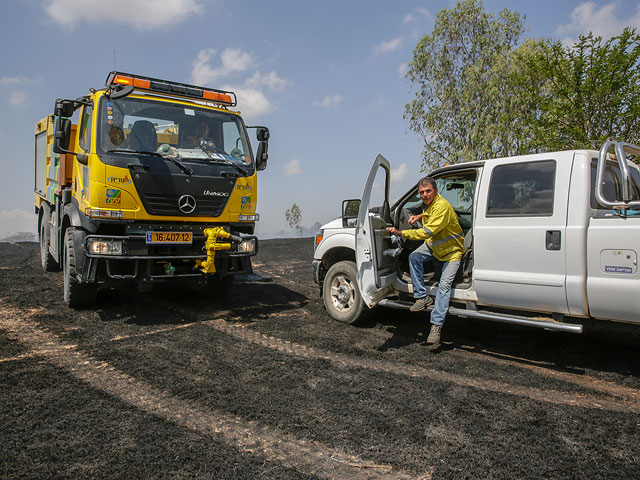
190;48;289;120
0;209;36;239
284;158;302;175
405;7;430;23
9;91;29;107
0;76;40;107
391;163;409;183
312;94;344;107
225;86;271;118
397;63;409;77
45;0;203;30
245;71;289;91
374;37;404;55
191;48;254;85
556;2;640;45
0;76;29;87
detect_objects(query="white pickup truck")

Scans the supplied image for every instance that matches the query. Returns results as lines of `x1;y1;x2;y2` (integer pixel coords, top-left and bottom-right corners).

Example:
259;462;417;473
312;140;640;333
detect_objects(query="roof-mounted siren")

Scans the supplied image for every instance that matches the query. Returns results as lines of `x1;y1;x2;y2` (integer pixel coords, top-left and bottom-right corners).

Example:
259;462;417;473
104;71;237;107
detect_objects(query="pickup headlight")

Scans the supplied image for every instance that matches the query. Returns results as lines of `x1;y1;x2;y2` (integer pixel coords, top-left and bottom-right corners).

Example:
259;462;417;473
88;239;124;255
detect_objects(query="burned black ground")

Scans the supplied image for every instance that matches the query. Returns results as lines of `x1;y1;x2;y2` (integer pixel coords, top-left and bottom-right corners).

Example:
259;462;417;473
1;238;639;479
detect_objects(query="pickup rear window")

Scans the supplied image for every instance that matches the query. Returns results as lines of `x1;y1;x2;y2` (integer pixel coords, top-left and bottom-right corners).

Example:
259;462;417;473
487;160;555;216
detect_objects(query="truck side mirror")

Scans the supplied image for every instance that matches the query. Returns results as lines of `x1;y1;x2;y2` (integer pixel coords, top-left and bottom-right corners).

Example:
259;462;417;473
255;127;269;171
256;141;268;171
54;98;75;118
342;199;361;228
256;127;270;142
53;117;71;154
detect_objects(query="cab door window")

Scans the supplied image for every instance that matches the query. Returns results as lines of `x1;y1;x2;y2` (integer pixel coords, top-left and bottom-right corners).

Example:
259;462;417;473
487;160;555;216
78;104;93;152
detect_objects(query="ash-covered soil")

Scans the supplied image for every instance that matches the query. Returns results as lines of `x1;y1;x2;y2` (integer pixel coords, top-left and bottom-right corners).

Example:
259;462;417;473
1;238;639;480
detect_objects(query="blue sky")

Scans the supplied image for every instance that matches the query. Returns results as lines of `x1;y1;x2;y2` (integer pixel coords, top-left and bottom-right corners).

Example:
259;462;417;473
1;0;639;238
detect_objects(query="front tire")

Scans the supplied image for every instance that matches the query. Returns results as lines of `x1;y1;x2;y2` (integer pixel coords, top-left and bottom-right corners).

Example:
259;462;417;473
322;260;368;325
63;228;96;308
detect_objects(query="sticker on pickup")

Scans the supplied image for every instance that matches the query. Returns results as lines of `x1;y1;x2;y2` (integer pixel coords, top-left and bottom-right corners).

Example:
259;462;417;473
604;265;633;274
146;231;193;244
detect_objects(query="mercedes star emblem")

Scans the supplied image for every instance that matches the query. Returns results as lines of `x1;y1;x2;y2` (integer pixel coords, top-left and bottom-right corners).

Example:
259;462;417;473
178;194;196;214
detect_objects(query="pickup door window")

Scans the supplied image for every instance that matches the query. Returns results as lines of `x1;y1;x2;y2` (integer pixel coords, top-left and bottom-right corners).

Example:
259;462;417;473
474;156;572;314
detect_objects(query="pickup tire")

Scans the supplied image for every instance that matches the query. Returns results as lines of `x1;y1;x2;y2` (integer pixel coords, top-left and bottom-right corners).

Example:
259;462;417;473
39;206;59;272
63;228;96;308
323;260;368;325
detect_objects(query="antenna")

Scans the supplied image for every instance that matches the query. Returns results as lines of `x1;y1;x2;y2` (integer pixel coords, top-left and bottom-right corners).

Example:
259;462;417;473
113;50;116;70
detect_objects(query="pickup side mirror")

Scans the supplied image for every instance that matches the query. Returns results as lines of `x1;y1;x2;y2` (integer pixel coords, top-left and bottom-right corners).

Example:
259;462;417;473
53;117;71;154
342;199;361;228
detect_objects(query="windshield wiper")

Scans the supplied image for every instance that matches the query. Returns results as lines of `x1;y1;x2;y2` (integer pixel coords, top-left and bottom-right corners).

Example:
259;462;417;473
195;146;249;176
106;149;193;175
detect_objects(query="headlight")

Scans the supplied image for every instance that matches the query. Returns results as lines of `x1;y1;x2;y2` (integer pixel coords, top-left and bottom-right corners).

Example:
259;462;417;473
238;238;256;254
85;208;123;219
88;239;124;255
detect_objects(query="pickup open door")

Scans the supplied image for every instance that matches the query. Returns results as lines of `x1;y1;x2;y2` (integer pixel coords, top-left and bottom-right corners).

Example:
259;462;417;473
355;154;398;307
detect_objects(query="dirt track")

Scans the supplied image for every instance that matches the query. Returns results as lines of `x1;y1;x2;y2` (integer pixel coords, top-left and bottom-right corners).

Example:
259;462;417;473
1;238;639;479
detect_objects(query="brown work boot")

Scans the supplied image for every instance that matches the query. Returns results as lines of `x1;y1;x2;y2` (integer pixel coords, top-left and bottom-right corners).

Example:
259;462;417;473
426;324;442;344
409;296;433;312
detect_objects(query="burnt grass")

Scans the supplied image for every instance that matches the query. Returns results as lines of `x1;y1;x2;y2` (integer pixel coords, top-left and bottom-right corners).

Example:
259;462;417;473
1;238;639;479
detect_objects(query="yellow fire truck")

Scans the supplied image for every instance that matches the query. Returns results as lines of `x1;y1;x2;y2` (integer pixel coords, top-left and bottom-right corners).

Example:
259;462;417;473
34;72;269;307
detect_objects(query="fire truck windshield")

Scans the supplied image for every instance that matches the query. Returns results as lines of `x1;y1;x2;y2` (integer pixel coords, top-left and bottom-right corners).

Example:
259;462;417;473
97;95;254;167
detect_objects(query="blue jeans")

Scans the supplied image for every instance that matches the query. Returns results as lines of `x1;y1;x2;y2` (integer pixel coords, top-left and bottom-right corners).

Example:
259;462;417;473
408;243;460;326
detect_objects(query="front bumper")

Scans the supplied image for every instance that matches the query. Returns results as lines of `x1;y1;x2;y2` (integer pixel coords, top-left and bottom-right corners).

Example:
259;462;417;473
82;230;257;282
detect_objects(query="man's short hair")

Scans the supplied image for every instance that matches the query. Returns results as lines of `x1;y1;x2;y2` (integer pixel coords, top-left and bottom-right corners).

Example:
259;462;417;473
418;177;437;189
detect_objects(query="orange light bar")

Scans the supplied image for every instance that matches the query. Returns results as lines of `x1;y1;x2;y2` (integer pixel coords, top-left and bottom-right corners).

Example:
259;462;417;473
112;74;133;85
106;71;237;106
112;75;151;89
203;90;233;104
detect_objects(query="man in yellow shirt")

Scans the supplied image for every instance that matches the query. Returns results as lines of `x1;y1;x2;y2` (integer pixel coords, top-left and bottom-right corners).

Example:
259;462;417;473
386;177;465;344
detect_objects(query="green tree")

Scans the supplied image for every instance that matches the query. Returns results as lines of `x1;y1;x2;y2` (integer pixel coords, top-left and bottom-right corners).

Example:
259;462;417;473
285;203;303;237
405;0;525;170
514;28;640;153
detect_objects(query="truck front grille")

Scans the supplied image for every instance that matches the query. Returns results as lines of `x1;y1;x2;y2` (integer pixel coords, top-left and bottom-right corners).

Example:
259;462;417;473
141;193;229;217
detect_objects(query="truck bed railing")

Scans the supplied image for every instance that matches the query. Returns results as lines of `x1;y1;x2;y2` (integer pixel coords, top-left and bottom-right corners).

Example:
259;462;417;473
595;140;640;209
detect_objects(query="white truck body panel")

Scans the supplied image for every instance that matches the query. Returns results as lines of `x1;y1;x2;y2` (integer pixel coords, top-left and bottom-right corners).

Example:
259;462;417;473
314;143;640;330
473;151;573;313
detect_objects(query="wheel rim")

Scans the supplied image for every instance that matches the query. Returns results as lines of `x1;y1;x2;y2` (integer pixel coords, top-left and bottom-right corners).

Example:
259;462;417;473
329;273;356;312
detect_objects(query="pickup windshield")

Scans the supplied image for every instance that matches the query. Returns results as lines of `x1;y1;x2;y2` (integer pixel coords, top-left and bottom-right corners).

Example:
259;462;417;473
97;95;253;168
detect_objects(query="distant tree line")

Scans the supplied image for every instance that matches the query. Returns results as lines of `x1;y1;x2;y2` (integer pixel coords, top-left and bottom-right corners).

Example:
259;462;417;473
405;0;640;171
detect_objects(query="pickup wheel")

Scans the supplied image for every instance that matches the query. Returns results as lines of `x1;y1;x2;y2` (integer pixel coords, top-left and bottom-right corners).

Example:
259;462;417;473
39;212;59;272
63;228;96;308
323;260;368;325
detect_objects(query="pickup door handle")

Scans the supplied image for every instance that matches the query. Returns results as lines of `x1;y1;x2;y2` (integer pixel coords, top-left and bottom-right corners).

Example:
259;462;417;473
546;230;561;250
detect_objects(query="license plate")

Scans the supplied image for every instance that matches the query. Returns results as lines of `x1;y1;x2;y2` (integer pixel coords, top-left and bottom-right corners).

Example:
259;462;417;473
145;231;193;244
